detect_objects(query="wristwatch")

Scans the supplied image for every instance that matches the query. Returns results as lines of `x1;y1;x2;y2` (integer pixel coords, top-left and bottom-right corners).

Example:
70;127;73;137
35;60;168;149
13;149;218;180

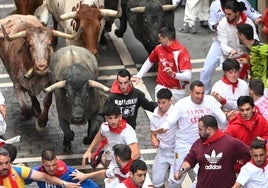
61;181;66;188
177;168;186;176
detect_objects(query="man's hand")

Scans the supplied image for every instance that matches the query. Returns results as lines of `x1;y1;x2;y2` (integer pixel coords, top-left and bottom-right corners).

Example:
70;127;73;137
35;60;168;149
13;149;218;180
163;67;174;77
225;110;238;121
150;133;159;148
0;105;6;118
70;170;87;183
211;92;223;103
174;168;187;180
82;151;91;166
254;16;263;25
131;76;141;85
237;57;248;64
228;49;240;58
155;128;168;134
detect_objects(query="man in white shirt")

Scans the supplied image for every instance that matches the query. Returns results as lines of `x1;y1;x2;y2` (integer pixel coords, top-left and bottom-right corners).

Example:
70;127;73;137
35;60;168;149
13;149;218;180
157;80;234;187
200;0;261;94
248;79;268;120
232;138;268;188
150;88;178;188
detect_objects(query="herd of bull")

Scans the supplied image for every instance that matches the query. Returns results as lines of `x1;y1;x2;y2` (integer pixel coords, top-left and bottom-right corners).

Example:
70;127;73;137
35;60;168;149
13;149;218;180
0;0;177;151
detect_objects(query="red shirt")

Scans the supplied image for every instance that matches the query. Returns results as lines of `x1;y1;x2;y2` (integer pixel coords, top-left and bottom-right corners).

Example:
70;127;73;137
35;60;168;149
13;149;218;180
263;8;268;35
149;40;191;89
225;112;268;146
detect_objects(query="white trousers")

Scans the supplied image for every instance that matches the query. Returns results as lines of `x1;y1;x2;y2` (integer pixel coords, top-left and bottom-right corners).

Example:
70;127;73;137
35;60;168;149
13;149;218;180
152;148;177;188
199;38;222;94
184;0;210;26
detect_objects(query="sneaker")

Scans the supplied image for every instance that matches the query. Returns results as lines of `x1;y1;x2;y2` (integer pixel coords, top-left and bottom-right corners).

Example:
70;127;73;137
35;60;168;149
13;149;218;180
90;150;104;169
178;23;197;34
200;20;209;28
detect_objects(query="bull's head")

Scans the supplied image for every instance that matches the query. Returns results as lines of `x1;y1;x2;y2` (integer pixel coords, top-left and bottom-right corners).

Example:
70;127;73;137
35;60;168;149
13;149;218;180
60;4;120;55
1;25;76;77
130;4;177;53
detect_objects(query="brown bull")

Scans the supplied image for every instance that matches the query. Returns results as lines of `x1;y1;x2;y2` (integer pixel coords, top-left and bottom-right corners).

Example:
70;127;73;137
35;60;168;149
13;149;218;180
0;14;74;130
46;0;120;55
11;0;44;15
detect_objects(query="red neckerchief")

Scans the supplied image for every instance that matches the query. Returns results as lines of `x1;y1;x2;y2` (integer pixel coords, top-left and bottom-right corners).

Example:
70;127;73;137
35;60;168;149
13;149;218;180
0;142;4;147
110;80;133;95
221;75;238;93
250;158;268;171
39;159;68;177
0;167;19;188
120;159;133;175
227;12;247;26
203;130;225;145
109;119;127;134
122;177;141;188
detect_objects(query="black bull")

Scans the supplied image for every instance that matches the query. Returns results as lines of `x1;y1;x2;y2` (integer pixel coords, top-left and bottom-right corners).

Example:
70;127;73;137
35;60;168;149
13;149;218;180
44;46;109;151
108;0;176;54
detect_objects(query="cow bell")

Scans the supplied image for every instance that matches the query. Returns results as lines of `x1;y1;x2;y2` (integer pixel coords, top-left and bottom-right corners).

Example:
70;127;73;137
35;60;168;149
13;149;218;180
24;67;34;79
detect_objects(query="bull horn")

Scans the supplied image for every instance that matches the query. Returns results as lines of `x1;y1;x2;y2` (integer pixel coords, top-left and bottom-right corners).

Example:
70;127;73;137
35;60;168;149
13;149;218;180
53;30;76;39
162;4;177;11
100;9;120;17
130;7;145;13
88;80;110;92
60;11;77;20
44;80;66;93
1;25;26;41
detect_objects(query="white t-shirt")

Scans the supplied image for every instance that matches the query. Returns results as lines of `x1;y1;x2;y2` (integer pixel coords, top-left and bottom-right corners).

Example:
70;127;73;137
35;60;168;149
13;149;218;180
100;122;138;151
162;95;227;146
236;162;268;188
150;105;177;149
217;16;259;58
211;78;249;111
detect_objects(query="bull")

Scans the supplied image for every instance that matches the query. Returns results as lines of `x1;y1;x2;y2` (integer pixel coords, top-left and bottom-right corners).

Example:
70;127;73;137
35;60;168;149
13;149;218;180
115;0;176;53
44;0;121;55
10;0;49;25
44;46;109;151
0;15;74;130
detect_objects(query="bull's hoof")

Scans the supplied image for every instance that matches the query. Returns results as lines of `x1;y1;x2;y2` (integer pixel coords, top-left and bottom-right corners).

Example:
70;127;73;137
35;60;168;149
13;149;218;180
115;29;124;38
99;37;108;46
63;138;72;152
21;109;35;120
35;120;45;132
104;22;112;32
83;136;90;145
63;144;72;153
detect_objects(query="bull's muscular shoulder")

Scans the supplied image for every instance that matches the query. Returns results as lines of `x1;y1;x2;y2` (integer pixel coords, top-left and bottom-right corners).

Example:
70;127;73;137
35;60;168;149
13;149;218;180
0;15;43;33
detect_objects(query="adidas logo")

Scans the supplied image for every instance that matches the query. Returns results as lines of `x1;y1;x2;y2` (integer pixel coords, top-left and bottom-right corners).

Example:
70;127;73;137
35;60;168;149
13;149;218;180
204;150;222;170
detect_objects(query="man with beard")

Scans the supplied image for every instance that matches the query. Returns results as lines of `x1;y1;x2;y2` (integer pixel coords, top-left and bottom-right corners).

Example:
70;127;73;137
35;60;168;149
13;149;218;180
175;115;250;188
115;159;148;188
225;96;268;146
0;148;80;188
232;138;268;188
217;0;258;60
156;80;234;187
200;0;261;94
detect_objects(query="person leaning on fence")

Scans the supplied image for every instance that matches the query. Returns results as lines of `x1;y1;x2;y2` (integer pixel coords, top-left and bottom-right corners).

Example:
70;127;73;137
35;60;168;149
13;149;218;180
0;147;80;188
25;149;98;188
